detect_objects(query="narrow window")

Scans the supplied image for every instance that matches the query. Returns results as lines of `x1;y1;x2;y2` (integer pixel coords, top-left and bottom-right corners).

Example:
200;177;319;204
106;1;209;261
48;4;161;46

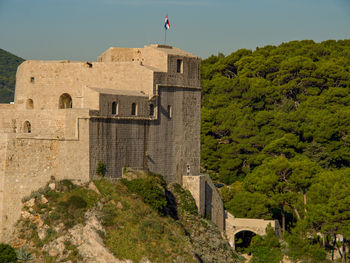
30;77;35;83
23;121;31;133
131;103;137;116
59;93;72;109
167;105;172;118
149;104;154;116
26;99;34;109
112;102;117;115
177;59;183;73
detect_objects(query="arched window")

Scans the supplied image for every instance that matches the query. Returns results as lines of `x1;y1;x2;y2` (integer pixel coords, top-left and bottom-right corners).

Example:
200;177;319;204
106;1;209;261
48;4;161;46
23;121;31;133
26;99;34;109
59;93;72;109
131;103;137;116
149;104;154;116
112;102;117;115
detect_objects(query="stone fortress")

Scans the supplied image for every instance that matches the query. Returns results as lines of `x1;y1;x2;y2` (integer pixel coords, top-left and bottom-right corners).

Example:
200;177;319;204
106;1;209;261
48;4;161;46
0;44;278;247
0;44;201;241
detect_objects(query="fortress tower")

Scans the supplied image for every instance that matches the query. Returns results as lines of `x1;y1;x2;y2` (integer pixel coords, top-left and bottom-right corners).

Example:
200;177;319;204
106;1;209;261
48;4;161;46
0;45;201;241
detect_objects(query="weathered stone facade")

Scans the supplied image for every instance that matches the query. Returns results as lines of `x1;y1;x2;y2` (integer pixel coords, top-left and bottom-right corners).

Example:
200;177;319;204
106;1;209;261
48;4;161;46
0;45;201;241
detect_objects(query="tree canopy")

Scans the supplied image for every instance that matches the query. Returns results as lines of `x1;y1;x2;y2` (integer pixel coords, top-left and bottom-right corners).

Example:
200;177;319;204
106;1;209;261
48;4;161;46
0;48;24;103
202;39;350;260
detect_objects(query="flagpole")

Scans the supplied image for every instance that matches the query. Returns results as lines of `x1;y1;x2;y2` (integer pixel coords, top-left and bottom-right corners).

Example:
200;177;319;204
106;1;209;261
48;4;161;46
164;29;167;45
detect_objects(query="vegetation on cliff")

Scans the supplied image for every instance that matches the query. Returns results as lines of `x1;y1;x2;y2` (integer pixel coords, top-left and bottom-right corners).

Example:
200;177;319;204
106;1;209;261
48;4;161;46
0;48;24;103
8;171;241;263
201;39;350;261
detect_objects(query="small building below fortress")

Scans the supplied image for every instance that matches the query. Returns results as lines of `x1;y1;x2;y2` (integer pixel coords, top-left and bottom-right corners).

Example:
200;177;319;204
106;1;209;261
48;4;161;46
0;44;201;241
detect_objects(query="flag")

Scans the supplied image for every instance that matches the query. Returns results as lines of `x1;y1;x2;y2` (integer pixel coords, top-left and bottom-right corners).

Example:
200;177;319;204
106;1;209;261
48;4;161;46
164;14;170;30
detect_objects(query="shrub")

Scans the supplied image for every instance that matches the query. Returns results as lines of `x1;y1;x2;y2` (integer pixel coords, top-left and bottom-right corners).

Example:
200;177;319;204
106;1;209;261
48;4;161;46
172;184;197;216
248;225;283;263
96;161;106;177
101;205;117;227
16;247;31;261
57;179;76;192
66;195;87;209
121;178;167;213
0;243;17;262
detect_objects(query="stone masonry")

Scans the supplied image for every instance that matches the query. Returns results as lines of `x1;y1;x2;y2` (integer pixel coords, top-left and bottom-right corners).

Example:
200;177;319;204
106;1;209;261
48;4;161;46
0;44;201;242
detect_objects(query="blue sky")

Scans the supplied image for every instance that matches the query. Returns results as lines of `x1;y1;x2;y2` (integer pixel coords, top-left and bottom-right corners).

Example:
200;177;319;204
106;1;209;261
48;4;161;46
0;0;349;61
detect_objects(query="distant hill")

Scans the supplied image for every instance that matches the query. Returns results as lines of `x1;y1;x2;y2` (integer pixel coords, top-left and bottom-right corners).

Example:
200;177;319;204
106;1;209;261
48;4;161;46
0;48;24;103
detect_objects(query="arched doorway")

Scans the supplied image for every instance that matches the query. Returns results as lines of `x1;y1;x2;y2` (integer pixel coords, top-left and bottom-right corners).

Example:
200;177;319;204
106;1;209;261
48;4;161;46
23;121;31;133
234;230;256;252
59;93;72;109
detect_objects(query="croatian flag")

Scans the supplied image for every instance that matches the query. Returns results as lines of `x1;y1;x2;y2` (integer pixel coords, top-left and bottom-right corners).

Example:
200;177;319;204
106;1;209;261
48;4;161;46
164;15;170;30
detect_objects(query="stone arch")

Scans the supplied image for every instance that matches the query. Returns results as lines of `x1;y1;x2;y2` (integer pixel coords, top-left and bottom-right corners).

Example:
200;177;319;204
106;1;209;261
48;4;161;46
232;228;259;237
23;121;31;133
59;93;72;109
232;228;258;251
26;99;34;109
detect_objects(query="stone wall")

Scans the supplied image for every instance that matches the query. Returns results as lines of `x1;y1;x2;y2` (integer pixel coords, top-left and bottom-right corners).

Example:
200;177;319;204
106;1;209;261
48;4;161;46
0;135;59;241
15;61;155;111
0;110;91;241
89;86;201;184
183;175;225;232
225;212;280;248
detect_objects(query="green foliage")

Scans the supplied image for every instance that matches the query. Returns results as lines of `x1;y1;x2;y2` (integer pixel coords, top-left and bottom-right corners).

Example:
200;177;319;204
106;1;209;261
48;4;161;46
16;247;31;261
171;183;198;216
201;39;350;183
284;222;328;262
121;177;167;214
248;225;283;263
96;161;106;177
56;179;76;192
61;195;87;209
0;48;24;103
42;182;99;228
101;204;117;227
0;243;17;262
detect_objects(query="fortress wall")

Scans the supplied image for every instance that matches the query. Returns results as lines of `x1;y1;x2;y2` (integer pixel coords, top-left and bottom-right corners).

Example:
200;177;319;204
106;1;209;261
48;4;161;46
145;86;201;184
146;87;176;183
0;134;9;242
58;110;90;183
142;48;168;72
83;87;100;110
17;110;66;137
0;109;66;136
89;119;145;178
177;87;201;178
204;175;225;232
99;94;150;117
183;175;225;232
167;56;201;87
0;108;16;133
0;136;60;241
15;61;154;110
97;48;143;63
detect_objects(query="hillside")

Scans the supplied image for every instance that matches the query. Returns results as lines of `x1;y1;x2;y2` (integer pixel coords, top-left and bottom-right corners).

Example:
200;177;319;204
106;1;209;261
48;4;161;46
201;39;350;262
0;48;24;103
6;171;241;263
